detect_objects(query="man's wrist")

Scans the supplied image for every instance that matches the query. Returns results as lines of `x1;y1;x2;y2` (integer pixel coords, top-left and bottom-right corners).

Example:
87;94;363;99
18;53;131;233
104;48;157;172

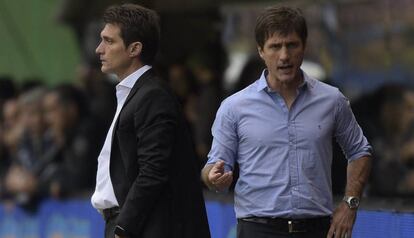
342;196;360;209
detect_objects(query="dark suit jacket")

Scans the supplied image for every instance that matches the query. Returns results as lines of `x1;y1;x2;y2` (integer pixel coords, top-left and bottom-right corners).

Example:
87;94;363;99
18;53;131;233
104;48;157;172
110;69;211;238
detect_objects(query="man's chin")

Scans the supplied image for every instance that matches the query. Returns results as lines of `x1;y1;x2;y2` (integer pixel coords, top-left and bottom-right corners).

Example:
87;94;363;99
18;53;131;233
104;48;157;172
101;66;110;74
277;75;295;83
277;71;300;83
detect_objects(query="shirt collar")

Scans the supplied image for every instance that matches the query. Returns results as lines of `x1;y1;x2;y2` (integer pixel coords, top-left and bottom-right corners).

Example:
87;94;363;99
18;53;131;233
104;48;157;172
256;69;316;92
117;65;152;90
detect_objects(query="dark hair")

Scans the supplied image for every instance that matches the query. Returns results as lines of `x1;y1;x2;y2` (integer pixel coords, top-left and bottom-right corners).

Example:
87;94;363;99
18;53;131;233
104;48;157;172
255;6;307;49
0;76;17;100
50;84;88;117
103;4;160;65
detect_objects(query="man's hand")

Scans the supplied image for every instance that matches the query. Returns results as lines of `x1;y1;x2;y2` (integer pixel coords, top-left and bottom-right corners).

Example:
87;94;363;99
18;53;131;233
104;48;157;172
327;202;357;238
202;160;233;192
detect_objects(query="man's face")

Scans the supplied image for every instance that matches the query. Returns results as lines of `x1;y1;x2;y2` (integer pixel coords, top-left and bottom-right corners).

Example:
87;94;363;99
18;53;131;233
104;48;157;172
258;31;305;85
96;23;131;79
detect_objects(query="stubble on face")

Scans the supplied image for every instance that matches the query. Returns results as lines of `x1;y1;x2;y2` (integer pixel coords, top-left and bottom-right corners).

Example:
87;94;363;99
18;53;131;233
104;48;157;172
259;32;305;91
96;24;131;79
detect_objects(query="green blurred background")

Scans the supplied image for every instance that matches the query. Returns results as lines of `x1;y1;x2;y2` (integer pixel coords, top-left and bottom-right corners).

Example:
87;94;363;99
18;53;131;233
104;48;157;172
0;0;80;84
2;0;414;94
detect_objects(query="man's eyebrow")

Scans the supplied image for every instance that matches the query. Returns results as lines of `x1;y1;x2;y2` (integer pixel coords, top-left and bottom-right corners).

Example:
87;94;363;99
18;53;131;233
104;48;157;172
102;35;113;41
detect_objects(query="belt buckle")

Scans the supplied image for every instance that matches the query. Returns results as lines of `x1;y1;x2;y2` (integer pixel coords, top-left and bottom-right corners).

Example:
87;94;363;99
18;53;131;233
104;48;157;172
288;220;306;233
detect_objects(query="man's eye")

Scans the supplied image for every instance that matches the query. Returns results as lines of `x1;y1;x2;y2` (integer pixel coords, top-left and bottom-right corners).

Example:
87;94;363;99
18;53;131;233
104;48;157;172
287;43;299;49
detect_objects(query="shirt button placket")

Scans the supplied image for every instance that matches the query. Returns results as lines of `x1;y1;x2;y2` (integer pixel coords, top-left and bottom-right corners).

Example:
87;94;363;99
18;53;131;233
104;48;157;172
289;118;299;208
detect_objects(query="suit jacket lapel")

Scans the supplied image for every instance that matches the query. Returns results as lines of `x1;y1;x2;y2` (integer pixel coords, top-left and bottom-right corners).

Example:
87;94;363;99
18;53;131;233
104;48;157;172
123;68;154;107
112;68;155;133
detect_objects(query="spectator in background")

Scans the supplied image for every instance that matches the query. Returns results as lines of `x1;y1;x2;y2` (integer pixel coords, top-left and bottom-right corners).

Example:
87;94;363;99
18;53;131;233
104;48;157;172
358;85;414;196
75;62;117;138
0;76;18;110
1;98;21;167
202;6;372;238
0;77;18;198
190;57;223;167
167;60;223;169
4;87;50;208
0;76;19;161
167;62;198;130
14;87;49;167
20;77;44;94
42;84;100;198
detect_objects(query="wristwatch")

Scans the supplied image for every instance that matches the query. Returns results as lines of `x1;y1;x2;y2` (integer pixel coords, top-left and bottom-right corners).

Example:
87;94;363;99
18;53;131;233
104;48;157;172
343;196;360;209
114;225;129;237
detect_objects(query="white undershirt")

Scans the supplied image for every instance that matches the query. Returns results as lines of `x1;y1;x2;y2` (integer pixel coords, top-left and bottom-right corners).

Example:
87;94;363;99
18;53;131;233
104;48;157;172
91;65;151;210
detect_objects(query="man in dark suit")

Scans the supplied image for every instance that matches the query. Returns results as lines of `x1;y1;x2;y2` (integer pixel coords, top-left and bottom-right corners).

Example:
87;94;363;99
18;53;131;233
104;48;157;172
91;4;211;238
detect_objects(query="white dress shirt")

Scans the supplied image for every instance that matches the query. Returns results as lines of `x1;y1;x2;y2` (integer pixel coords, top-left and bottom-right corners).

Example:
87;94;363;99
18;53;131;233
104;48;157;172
91;65;152;210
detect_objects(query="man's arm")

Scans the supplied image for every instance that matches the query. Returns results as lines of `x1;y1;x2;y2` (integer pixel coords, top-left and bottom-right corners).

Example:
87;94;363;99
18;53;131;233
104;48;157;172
345;156;372;197
327;156;372;238
201;160;233;192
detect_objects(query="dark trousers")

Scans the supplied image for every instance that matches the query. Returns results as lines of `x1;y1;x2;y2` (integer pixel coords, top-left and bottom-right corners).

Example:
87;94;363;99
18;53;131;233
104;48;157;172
104;214;118;238
237;219;329;238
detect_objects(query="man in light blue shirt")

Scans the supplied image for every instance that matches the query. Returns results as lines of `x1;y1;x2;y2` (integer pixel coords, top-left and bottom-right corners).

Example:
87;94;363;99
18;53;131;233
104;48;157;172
202;5;372;238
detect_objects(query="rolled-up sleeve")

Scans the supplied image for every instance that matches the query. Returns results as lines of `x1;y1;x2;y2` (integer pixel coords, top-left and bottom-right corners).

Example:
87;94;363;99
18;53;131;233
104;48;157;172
206;100;238;172
334;92;372;162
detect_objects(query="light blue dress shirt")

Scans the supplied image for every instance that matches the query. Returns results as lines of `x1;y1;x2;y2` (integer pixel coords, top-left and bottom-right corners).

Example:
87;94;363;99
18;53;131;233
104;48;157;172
206;70;372;219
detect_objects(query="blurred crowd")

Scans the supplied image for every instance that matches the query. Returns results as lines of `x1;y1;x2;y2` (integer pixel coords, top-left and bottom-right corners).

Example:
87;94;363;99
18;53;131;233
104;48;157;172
0;59;224;211
0;67;115;211
1;58;414;212
352;84;414;197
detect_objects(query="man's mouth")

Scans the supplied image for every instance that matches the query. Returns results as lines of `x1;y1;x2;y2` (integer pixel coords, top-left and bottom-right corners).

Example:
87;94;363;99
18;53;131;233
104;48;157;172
278;64;293;70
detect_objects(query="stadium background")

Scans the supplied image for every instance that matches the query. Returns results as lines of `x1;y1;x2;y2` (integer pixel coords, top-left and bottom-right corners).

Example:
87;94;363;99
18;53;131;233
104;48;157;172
1;0;414;237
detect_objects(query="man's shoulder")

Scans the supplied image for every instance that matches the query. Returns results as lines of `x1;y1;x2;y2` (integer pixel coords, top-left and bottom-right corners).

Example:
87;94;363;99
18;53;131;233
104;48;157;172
309;78;343;99
129;75;179;112
222;81;259;107
139;74;172;95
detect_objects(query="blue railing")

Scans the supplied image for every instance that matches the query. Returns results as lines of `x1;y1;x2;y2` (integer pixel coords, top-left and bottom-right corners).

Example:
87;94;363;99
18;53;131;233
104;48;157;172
1;198;413;238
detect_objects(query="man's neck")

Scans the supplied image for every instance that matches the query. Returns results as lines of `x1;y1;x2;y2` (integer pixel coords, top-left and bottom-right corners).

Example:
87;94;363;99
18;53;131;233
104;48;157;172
117;61;144;81
267;72;304;109
268;74;303;93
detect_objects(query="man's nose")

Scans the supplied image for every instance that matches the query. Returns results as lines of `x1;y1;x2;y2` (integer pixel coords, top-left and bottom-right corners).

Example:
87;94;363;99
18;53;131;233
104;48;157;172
280;46;289;61
96;42;103;54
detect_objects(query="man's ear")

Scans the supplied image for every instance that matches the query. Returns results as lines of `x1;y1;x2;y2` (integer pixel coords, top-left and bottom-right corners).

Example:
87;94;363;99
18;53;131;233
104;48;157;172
257;46;264;59
129;42;142;57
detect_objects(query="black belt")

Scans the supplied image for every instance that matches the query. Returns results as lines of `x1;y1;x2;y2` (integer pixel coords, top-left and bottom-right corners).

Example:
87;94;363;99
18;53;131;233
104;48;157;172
102;207;120;221
238;216;331;233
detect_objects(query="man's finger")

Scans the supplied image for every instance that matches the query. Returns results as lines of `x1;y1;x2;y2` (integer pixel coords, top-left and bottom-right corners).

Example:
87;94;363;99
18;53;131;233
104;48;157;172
214;160;225;169
209;172;222;182
215;172;232;184
221;174;233;187
327;225;335;238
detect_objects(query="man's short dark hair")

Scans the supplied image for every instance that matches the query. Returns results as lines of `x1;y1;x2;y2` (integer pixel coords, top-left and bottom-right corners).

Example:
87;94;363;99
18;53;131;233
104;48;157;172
103;4;160;65
255;6;307;49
